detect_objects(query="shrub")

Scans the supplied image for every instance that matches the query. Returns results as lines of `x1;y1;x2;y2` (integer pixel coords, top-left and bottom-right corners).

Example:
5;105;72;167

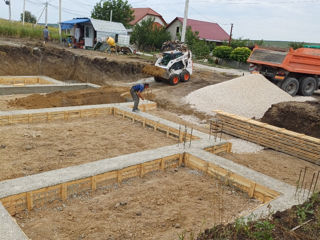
192;40;210;59
212;45;233;60
230;47;251;63
289;41;305;50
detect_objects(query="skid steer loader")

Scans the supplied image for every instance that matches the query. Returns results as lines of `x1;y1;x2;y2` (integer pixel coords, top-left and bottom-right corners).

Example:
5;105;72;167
143;50;193;85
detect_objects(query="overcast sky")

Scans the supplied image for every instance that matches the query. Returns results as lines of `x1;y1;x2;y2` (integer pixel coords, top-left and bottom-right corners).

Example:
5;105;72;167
1;0;319;42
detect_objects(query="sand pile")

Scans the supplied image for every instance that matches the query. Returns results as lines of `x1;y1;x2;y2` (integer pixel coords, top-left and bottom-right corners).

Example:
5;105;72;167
184;74;314;119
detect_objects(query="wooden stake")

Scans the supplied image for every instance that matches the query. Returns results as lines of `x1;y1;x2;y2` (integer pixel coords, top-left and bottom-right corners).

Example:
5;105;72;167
91;176;97;191
26;192;33;211
61;184;67;200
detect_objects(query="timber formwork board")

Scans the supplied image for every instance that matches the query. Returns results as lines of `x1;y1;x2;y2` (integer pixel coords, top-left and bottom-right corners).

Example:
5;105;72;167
0;76;53;85
214;110;320;165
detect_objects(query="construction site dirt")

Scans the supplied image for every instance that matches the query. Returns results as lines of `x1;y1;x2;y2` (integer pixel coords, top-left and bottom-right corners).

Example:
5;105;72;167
0;114;176;181
14;168;260;240
1;38;320;239
261;101;320;138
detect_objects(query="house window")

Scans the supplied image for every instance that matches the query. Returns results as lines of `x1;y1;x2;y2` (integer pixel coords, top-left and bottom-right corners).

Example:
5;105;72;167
176;26;180;34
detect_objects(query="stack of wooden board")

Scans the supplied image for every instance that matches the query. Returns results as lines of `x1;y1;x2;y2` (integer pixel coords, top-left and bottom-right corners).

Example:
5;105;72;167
214;110;320;165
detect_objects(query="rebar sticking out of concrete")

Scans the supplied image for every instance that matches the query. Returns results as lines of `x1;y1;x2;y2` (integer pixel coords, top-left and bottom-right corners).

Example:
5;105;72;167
189;128;193;148
178;125;181;146
300;167;307;192
312;171;320;194
183;125;187;149
295;169;303;197
308;172;316;198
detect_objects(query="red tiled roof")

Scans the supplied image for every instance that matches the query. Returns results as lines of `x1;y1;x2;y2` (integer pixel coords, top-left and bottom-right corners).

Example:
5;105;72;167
130;8;167;26
168;17;229;42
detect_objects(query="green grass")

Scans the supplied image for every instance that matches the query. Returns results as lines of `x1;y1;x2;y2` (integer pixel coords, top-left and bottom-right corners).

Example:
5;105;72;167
0;18;62;41
259;40;320;49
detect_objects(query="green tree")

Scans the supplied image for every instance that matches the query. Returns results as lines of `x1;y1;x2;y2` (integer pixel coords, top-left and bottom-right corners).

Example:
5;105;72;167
131;18;171;51
192;40;210;59
230;47;251;62
20;11;36;24
213;45;233;59
185;26;199;49
91;0;134;28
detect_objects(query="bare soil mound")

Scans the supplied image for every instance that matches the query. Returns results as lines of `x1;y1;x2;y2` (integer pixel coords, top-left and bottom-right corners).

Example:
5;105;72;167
8;86;129;109
261;101;320;138
0;44;147;85
197;193;320;240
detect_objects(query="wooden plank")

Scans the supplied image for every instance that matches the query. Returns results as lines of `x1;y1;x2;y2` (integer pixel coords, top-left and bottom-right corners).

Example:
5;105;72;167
117;170;122;183
222;124;320;163
61;184;67;200
26;192;33;211
91;176;97;191
249;182;256;198
216;116;320;150
216;112;320;145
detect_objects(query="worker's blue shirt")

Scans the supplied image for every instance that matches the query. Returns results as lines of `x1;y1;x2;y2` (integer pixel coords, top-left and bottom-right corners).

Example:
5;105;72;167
132;84;144;92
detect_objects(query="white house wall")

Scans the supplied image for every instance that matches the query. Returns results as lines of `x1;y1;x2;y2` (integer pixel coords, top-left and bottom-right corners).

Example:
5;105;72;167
167;20;182;41
137;15;165;26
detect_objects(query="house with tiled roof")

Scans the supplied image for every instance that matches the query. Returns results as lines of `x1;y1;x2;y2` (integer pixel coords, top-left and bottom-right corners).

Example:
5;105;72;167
130;8;167;28
167;17;229;43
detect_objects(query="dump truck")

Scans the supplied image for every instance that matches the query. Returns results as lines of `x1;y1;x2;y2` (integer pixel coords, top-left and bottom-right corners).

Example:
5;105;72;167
247;46;320;96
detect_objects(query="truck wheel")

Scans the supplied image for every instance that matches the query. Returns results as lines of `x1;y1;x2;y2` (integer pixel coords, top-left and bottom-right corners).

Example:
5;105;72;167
180;70;190;82
154;76;162;82
281;77;299;96
169;74;180;85
298;77;317;96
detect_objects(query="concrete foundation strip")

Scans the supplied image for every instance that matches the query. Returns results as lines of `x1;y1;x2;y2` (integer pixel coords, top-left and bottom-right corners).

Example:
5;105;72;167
0;76;100;95
0;102;308;239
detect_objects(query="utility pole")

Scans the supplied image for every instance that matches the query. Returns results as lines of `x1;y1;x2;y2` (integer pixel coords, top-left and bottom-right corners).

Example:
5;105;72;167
110;10;112;22
228;23;234;46
45;1;48;26
59;0;62;43
181;0;189;43
23;0;26;25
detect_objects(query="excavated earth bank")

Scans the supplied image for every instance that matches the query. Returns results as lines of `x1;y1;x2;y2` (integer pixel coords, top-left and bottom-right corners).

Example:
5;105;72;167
261;101;320;138
0;44;146;85
8;86;129;109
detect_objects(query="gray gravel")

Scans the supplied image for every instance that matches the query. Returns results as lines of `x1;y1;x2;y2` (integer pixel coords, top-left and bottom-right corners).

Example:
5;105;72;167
185;74;315;119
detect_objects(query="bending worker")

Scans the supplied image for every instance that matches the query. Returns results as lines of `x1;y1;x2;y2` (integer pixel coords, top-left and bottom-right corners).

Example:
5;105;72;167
106;36;116;53
130;83;149;112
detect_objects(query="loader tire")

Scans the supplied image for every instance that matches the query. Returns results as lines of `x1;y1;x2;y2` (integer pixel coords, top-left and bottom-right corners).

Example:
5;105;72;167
281;77;299;96
154;76;162;82
298;77;317;96
180;70;190;82
169;74;180;85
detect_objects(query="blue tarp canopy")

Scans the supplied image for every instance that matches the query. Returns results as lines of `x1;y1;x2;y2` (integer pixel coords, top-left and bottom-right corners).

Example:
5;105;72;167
60;18;90;30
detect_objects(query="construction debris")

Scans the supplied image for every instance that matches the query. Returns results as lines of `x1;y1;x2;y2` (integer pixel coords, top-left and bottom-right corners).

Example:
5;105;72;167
161;40;188;52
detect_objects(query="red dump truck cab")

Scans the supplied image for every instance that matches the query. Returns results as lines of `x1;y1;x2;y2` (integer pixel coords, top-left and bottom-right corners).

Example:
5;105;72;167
247;46;320;96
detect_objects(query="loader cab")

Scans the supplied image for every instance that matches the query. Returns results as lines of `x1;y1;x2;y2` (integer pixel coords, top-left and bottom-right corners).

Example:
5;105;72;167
160;51;183;66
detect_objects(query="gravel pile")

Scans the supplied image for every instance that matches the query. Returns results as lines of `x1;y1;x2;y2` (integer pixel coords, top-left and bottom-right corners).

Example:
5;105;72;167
184;74;315;119
228;138;264;154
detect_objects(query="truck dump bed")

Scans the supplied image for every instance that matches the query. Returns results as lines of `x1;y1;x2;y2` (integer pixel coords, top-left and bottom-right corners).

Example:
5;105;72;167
248;47;320;75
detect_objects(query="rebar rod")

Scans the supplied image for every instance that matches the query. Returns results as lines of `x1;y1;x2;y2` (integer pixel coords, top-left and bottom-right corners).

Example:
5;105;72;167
312;171;320;194
308;172;316;198
295;169;303;196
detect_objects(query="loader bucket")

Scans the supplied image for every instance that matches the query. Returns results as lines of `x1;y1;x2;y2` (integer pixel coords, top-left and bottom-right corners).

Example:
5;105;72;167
142;65;167;78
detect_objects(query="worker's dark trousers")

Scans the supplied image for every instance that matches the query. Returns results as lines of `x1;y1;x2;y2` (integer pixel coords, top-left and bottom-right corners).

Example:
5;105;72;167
130;87;139;111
